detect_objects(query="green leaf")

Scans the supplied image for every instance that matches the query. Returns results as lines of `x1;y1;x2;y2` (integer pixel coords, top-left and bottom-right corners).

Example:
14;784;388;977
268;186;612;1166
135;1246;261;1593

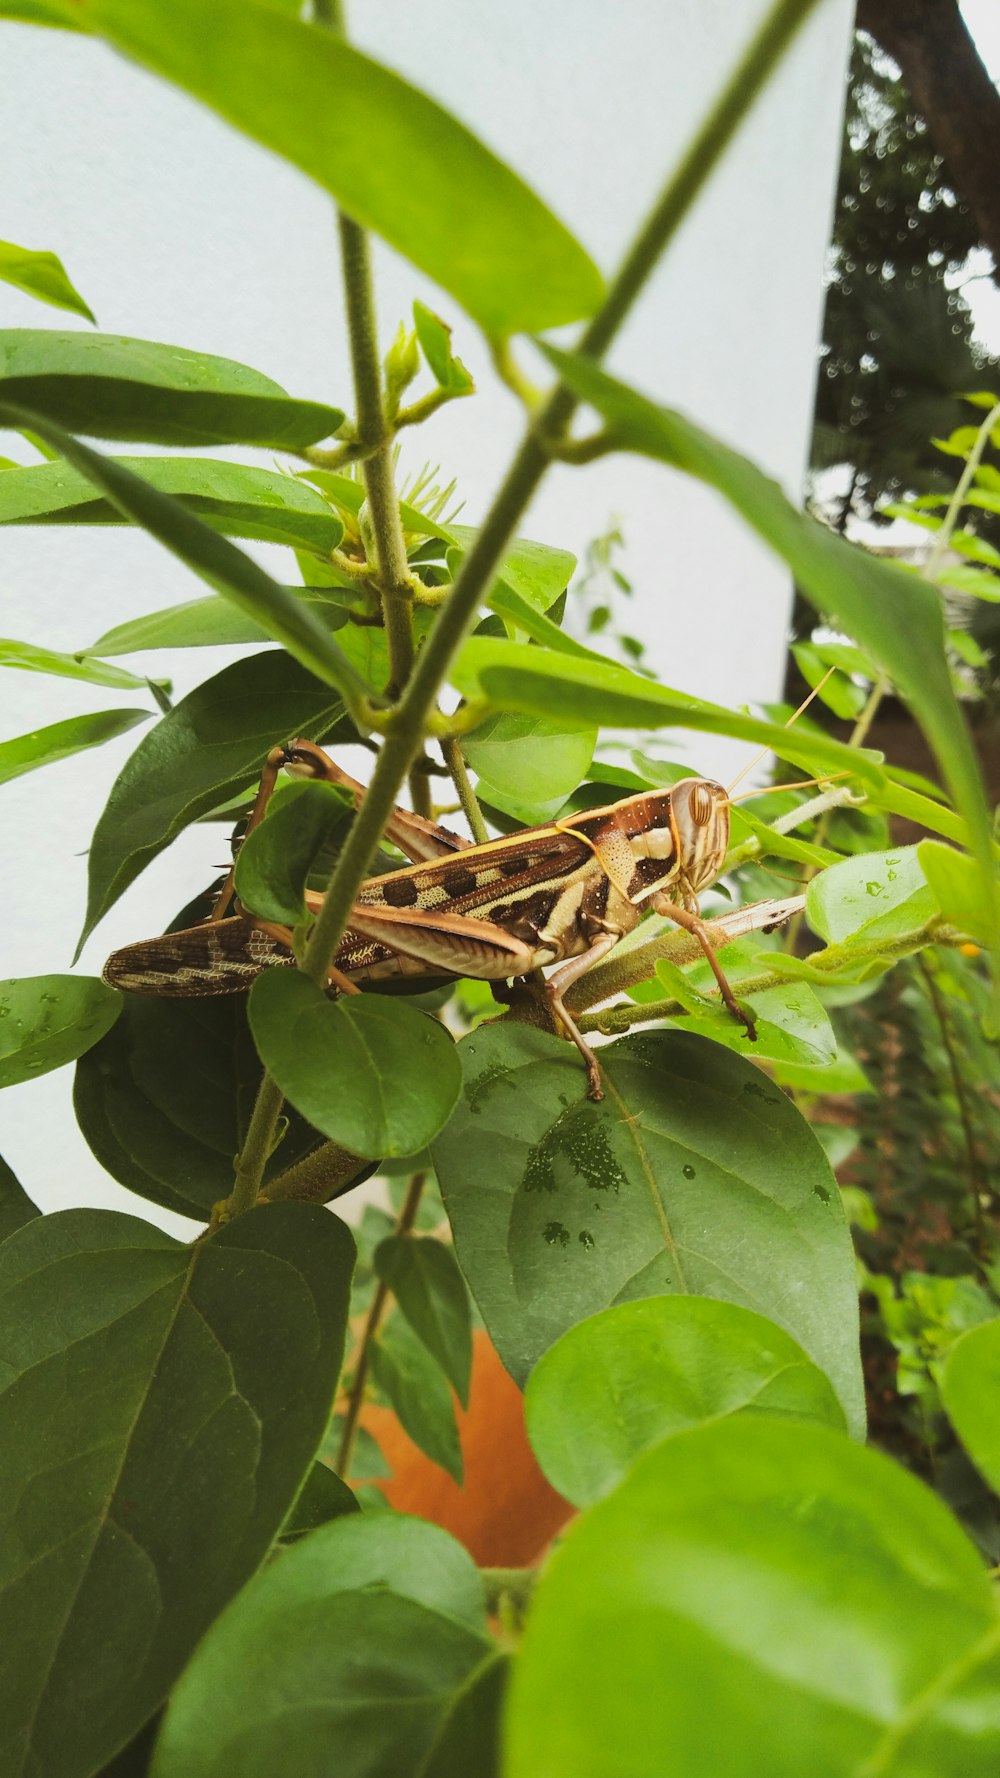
451;639;885;790
0;242;95;322
83;588;349;655
0;634;155;691
375;1234;473;1406
74;992;340;1221
919;839;997;946
462;711;596;814
447;527;577;615
412;301;473;392
806;846;937;946
0;329;342;447
249;974;463;1160
280;1462;359;1542
506;1418;1000;1778
56;0;602;337
80;650;349;948
770;1044;874;1097
235;779;352;927
419;1650;508;1778
940;1318;1000;1496
370;1317;463;1482
0;450;344;549
431;1024;864;1436
525;1297;846;1507
0;708;150;788
150;1515;491;1778
0;1201;355;1778
539;347;1000;977
655;963;836;1066
0;1153;39;1246
0;974;120;1088
0;409;374;709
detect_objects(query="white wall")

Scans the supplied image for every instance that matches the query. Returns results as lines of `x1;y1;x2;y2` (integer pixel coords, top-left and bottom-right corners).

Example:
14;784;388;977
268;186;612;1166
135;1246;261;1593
0;0;854;1225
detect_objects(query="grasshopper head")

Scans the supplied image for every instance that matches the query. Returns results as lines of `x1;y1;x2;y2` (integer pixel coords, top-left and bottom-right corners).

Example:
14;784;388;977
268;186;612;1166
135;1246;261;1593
666;778;730;892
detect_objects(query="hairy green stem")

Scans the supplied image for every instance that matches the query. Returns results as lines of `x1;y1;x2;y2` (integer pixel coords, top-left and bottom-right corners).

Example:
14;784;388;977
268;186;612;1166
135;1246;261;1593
577;920;969;1036
442;736;490;843
228;0;824;1212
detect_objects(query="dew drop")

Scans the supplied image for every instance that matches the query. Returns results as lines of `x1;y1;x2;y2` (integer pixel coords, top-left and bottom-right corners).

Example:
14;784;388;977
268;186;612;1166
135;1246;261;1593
682;1164;696;1179
578;1229;595;1249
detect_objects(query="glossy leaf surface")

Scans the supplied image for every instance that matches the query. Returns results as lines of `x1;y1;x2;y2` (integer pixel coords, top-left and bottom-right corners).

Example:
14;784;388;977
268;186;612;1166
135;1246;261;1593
150;1516;492;1778
0;1202;355;1778
0;635;153;691
525;1297;846;1507
0;330;343;446
0;708;149;788
249;973;463;1159
0;241;95;321
431;1024;864;1435
0;974;120;1088
370;1317;463;1482
507;1418;1000;1778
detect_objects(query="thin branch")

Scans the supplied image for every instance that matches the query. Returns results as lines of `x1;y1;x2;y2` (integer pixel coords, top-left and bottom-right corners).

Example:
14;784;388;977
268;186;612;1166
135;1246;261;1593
335;1170;426;1478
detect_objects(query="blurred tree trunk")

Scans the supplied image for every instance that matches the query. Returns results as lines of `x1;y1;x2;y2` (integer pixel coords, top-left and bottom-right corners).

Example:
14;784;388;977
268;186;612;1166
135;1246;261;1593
857;0;1000;283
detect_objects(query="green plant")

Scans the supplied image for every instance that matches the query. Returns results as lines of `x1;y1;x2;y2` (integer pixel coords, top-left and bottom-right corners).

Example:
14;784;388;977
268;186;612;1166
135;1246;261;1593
2;3;1000;1775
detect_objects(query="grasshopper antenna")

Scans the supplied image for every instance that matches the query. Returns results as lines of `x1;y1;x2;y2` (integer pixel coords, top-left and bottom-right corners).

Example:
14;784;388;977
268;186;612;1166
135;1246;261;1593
726;665;839;798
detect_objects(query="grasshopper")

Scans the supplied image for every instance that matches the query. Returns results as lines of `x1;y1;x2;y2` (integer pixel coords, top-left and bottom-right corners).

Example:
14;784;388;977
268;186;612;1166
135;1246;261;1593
104;738;764;1100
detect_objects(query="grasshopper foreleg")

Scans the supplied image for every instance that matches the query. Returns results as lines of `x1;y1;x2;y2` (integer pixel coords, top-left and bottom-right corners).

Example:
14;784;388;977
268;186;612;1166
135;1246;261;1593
653;894;757;1041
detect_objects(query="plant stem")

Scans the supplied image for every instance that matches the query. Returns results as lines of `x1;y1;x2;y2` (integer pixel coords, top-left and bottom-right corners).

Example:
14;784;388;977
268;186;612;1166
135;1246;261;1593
442;736;489;843
227;0;824;1213
335;1170;426;1478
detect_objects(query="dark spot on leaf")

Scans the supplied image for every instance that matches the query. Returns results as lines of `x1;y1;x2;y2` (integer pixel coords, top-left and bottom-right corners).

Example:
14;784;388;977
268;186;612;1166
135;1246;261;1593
578;1229;595;1249
682;1164;695;1179
813;1181;831;1202
466;1061;513;1114
543;1221;571;1246
523;1103;627;1196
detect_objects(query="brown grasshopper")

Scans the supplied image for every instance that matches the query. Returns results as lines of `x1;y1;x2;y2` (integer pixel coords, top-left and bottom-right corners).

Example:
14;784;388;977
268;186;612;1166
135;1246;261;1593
103;738;766;1100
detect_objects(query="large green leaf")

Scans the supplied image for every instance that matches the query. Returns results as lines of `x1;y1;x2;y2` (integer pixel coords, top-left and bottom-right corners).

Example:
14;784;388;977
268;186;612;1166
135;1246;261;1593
0;1154;38;1246
0;1201;355;1778
248;974;463;1160
452;639;885;790
74;992;339;1222
0;242;95;322
0;974;121;1088
941;1318;1000;1497
51;0;602;337
0;449;343;550
0;708;149;788
375;1234;472;1406
0;330;343;447
430;1024;864;1436
507;1418;1000;1778
0;635;154;691
80;650;350;948
150;1516;493;1778
540;347;1000;969
524;1297;845;1508
0;408;373;707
